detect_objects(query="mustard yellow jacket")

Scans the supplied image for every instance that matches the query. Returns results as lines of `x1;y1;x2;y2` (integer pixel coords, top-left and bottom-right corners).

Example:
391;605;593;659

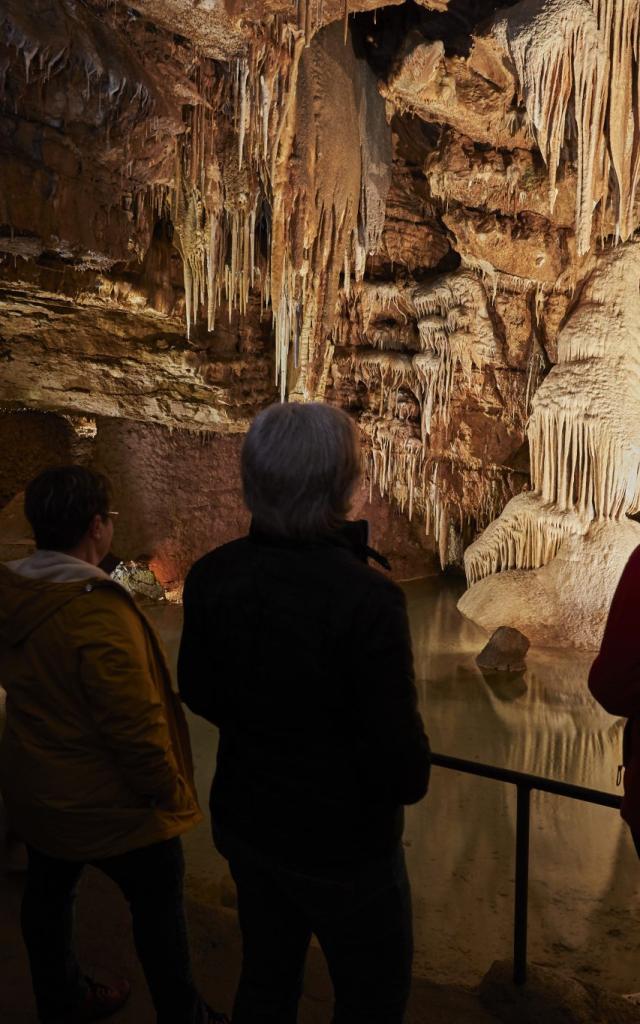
0;563;202;860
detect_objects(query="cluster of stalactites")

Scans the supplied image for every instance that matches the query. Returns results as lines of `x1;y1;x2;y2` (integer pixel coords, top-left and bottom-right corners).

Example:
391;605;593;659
351;344;463;444
349;273;496;446
171;22;303;344
526;245;640;521
175;189;261;340
494;0;640;254
528;406;640;519
353;351;413;415
413;274;494;438
1;0;155;112
363;417;518;570
171;21;391;401
363;419;451;565
463;494;588;585
275;22;392;400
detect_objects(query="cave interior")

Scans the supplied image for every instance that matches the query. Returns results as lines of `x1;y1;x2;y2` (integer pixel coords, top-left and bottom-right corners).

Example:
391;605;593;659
2;0;640;649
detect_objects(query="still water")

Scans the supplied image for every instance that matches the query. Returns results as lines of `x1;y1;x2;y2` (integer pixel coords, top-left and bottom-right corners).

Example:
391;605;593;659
147;575;640;992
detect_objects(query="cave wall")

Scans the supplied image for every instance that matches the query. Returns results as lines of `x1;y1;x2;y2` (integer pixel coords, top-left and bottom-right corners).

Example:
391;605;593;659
0;410;78;508
1;0;640;642
0;409;437;586
90;421;249;590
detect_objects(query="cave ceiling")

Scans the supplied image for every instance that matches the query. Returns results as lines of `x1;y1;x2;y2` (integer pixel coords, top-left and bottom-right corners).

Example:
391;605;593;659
2;0;640;614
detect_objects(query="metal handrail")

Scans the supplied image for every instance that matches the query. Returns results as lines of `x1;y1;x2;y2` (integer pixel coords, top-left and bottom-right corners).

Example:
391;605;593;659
429;752;623;986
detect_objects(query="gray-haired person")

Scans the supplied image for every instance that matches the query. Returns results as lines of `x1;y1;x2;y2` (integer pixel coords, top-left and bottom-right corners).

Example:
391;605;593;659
178;403;430;1024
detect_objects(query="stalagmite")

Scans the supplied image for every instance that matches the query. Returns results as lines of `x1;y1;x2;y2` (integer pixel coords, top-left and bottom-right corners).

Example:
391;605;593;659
460;243;640;649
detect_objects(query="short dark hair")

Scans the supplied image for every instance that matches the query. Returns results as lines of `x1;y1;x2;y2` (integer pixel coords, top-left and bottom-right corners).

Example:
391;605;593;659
241;403;361;538
24;466;111;551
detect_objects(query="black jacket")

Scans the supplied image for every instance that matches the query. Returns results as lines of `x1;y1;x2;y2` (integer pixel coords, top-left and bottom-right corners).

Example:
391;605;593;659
178;523;430;869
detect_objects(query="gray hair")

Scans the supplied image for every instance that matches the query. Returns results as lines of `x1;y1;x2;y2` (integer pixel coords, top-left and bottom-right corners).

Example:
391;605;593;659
241;402;361;538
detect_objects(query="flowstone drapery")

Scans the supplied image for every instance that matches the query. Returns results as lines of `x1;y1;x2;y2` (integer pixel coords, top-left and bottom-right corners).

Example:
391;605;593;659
459;244;640;649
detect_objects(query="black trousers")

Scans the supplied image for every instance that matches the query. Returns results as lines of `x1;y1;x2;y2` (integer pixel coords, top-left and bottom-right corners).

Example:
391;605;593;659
22;836;206;1023
220;830;413;1024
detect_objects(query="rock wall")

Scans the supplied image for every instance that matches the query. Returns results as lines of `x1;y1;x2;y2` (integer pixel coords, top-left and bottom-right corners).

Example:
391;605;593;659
0;411;438;586
1;0;640;640
90;420;440;586
90;421;249;589
0;410;77;508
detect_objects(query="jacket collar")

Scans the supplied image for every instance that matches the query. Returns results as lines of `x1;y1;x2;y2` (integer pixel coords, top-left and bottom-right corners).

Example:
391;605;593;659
248;519;391;571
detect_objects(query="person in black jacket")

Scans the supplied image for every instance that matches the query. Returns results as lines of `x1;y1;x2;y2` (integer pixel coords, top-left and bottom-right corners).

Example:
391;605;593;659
178;402;430;1024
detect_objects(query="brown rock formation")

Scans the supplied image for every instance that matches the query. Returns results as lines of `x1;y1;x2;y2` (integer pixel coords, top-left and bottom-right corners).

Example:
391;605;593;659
1;0;638;598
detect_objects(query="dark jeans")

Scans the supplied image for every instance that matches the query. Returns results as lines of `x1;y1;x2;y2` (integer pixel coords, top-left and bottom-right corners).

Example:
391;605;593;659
22;836;206;1023
220;830;413;1024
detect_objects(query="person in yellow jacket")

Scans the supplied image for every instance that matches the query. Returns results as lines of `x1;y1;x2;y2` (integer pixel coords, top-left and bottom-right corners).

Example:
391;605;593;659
0;466;227;1024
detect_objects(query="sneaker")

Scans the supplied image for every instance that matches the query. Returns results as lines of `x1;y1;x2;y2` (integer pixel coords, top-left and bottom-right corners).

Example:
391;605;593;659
42;976;131;1023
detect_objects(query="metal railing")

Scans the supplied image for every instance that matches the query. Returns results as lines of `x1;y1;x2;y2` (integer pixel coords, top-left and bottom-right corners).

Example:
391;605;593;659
430;752;623;986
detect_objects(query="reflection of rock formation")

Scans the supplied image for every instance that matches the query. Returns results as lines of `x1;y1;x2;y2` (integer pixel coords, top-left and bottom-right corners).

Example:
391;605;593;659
459;245;640;649
398;577;638;989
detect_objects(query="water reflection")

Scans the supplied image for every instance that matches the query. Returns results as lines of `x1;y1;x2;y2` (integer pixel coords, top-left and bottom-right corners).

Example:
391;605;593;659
147;577;640;992
404;576;640;990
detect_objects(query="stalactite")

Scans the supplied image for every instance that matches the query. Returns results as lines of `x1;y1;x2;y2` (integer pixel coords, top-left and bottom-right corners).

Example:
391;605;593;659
274;23;391;400
172;23;300;342
411;271;497;434
464;494;588;584
494;0;640;253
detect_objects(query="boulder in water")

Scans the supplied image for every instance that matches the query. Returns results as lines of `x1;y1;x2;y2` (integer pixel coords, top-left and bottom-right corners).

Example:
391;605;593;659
476;626;529;674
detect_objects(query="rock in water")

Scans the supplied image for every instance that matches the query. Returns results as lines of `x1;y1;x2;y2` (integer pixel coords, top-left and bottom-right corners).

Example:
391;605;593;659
476;626;530;673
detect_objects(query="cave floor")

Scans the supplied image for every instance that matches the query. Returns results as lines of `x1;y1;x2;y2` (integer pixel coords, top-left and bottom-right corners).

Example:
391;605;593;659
2;575;640;1022
0;862;500;1024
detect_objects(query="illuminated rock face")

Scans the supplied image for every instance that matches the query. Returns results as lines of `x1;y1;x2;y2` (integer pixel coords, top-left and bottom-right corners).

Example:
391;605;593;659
459;245;640;649
2;0;640;609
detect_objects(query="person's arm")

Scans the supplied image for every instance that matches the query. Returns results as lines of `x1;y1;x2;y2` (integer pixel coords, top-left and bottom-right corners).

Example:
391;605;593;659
77;590;182;805
178;565;220;724
589;546;640;717
350;582;430;804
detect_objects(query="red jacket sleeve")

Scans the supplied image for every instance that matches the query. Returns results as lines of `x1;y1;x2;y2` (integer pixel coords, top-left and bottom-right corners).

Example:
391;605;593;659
589;546;640;717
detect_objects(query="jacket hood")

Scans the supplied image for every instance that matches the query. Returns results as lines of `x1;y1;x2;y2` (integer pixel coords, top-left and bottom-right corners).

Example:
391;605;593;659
0;551;110;647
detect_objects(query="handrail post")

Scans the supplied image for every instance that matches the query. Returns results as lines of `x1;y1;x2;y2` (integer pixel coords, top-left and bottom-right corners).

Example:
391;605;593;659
513;784;531;986
429;752;622;986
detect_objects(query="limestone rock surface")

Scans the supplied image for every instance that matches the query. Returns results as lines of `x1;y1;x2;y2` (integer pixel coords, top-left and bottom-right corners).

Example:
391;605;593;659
459;520;640;650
